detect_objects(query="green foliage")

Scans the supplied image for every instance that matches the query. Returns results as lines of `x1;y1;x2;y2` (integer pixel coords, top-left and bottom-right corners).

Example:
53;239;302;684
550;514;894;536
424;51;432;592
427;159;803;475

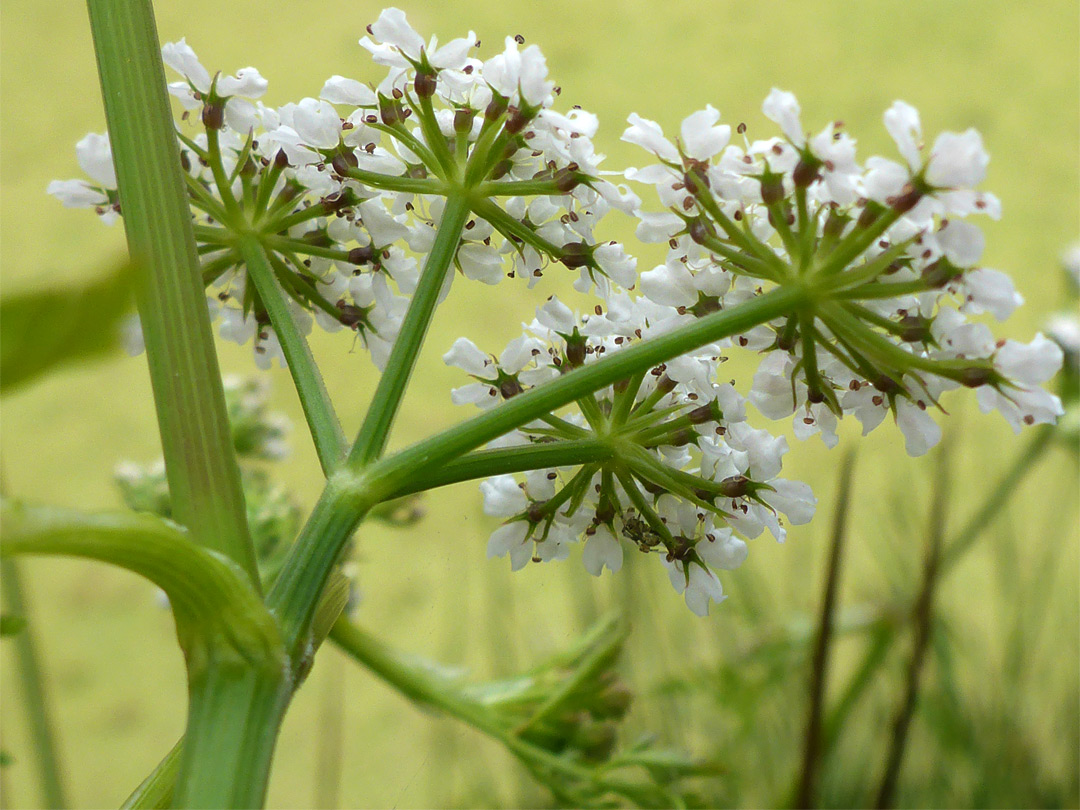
0;261;132;393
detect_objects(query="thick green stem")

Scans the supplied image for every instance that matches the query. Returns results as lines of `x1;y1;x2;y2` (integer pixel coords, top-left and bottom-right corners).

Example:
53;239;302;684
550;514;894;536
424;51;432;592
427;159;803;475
240;236;346;473
86;0;258;585
173;664;291;809
0;559;67;809
348;193;471;466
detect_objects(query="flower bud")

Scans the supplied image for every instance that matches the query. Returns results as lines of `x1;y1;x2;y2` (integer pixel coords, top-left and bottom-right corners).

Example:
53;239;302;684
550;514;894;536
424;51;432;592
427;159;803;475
688;218;711;245
453;108;475;134
331;152;358;176
793;157;821;188
499;376;523;399
565;331;587;367
414;70;437;99
201;101;225;131
718;475;749;498
347;245;376;265
481;98;505;127
379;95;404;126
898;315;929;343
505;106;534;135
891;182;924;214
759;174;784;206
553;165;581;193
559;242;592;269
959;365;993;388
921;258;961;289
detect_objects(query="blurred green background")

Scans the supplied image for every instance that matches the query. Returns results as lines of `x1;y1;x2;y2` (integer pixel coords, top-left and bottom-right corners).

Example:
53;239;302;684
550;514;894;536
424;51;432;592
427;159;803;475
1;0;1077;807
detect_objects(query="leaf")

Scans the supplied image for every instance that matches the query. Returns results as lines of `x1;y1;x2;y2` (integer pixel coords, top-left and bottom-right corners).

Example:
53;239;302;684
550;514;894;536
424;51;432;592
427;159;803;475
0;613;26;637
0;499;284;674
0;259;135;393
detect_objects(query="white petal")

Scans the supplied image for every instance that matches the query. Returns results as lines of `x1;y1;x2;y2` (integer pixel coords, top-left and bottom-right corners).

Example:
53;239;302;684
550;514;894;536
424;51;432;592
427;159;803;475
321;75;377;106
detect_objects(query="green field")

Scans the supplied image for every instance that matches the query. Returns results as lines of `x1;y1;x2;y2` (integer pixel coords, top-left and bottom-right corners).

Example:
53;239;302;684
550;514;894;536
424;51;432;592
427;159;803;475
1;0;1077;806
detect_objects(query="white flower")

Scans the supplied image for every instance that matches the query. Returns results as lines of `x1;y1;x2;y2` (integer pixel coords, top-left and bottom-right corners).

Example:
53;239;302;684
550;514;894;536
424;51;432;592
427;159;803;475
884;101;922;170
487;522;532;571
926;129;989;189
762;88;803;145
321;76;377;107
582;524;623;576
483;37;552;106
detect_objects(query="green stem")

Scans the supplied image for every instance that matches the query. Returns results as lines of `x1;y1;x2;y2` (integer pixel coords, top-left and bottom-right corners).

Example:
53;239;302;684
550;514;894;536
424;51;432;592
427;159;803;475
476;178;567;197
204;126;243;222
258;202;328;236
699;235;782;282
173;664;291;809
415;92;457;178
240;236;346;473
86;0;259;585
470;197;570;264
341;166;447;196
348;193;471;466
837;279;932;300
609;370;646;427
691;175;788;274
368;121;444;178
815;207;901;277
0;559;67;809
185;176;231;224
388;439;614;498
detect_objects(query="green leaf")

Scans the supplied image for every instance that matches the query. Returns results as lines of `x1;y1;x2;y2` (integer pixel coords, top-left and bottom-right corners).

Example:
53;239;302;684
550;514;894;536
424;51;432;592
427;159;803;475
0;260;133;393
0;499;284;673
0;613;26;637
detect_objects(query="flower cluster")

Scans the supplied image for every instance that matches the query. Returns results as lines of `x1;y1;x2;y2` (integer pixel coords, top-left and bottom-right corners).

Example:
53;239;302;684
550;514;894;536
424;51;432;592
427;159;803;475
52;10;1065;616
446;292;814;616
50;9;637;369
623;90;1063;454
